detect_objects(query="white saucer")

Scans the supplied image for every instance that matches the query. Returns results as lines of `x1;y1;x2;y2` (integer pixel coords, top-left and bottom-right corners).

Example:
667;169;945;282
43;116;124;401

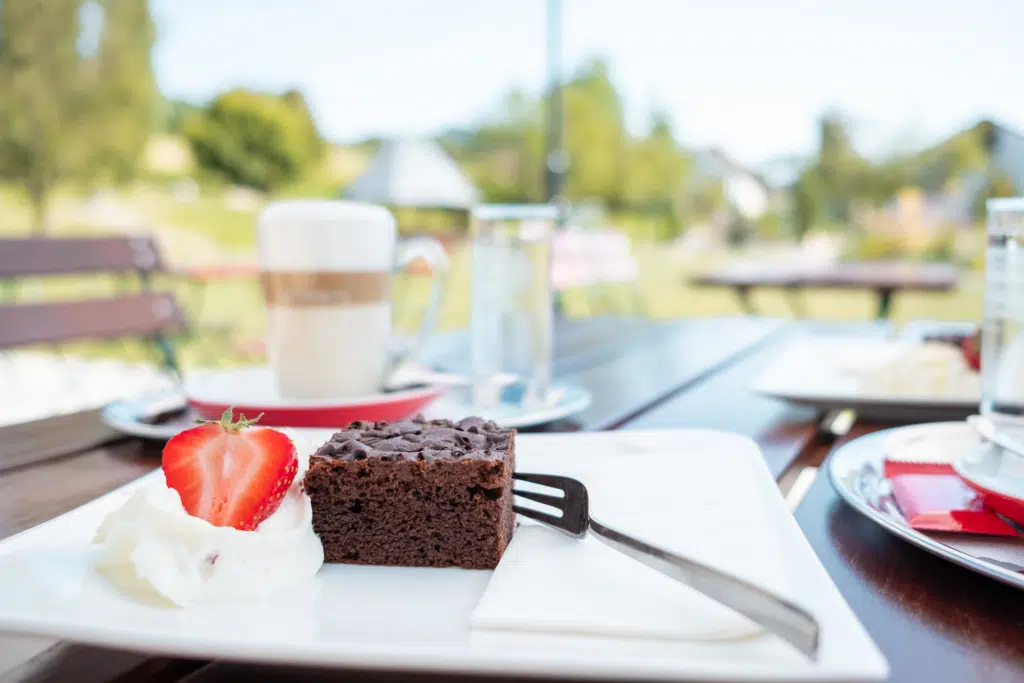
953;440;1024;526
102;382;592;441
424;384;592;429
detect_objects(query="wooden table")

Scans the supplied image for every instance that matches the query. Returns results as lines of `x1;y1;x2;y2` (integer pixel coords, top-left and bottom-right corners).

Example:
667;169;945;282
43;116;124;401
2;316;1022;683
693;262;960;319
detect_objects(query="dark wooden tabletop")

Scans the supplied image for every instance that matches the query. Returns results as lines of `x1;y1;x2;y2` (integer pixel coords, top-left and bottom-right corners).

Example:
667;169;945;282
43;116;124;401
1;316;1021;683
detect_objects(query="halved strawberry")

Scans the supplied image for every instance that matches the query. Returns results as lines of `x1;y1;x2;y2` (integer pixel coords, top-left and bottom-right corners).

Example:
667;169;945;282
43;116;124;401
962;329;981;372
162;408;297;531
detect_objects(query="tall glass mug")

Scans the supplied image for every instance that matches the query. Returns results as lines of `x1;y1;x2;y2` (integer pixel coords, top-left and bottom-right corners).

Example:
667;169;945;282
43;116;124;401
470;204;556;408
257;200;448;399
982;198;1024;428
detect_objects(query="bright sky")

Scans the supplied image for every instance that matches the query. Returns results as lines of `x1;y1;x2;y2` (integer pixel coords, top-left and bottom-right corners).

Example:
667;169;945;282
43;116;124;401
151;0;1024;167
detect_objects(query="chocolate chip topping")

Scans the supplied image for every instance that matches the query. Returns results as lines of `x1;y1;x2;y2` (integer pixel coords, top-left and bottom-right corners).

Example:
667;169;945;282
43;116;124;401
312;415;512;463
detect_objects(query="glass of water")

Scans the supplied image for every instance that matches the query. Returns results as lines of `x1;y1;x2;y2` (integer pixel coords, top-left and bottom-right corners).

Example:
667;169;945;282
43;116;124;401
470;204;556;408
982;197;1024;429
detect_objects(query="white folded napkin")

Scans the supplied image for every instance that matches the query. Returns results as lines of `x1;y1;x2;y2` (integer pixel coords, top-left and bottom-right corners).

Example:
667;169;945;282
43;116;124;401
471;448;795;641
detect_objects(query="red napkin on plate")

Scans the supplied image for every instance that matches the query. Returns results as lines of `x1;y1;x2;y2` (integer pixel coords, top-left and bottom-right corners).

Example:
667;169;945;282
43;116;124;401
883;442;957;478
881;423;981;478
889;474;1019;537
884;460;954;478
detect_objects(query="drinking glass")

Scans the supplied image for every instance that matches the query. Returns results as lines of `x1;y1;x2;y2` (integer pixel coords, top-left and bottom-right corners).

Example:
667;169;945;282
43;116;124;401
981;197;1024;430
470;204;557;408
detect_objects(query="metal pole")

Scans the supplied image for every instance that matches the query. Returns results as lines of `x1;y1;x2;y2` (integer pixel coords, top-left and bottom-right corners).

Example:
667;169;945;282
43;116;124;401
545;0;568;318
545;0;566;208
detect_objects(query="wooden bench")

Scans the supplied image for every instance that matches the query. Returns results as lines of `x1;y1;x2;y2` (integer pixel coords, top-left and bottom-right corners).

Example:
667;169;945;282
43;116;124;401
0;237;187;374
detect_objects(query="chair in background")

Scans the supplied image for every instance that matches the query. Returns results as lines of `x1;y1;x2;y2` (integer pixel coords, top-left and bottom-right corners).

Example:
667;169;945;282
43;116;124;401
552;228;646;317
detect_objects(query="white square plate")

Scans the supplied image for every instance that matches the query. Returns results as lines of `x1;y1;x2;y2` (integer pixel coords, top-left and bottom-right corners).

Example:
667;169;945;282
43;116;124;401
754;336;977;422
0;430;886;681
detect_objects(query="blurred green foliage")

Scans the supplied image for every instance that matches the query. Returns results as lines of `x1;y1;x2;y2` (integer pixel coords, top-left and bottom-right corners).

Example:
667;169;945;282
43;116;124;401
792;113;873;234
184;89;323;192
0;0;156;232
843;229;959;264
159;99;200;134
842;231;907;261
442;59;700;238
971;171;1018;220
754;211;788;241
792;116;1019;239
0;10;1014;270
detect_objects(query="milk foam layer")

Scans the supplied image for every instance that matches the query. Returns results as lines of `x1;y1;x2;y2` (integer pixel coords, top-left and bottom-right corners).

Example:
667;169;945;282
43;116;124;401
257;199;396;273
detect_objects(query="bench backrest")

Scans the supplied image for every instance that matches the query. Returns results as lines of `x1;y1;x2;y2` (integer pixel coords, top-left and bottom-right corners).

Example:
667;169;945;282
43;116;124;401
0;237;185;369
0;293;185;348
0;236;163;278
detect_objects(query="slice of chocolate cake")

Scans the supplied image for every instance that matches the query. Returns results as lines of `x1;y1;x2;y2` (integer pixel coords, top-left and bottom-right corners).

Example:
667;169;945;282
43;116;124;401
303;416;515;569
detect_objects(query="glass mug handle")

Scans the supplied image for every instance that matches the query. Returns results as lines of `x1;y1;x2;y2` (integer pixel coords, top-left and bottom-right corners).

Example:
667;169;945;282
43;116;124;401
387;236;450;377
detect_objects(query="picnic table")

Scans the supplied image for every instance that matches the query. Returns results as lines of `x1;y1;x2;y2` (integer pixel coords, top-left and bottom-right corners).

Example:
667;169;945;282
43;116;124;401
2;316;1022;683
693;261;960;319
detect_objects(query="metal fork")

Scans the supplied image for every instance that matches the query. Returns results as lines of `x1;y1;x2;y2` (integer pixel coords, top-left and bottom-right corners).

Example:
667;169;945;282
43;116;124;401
513;472;821;660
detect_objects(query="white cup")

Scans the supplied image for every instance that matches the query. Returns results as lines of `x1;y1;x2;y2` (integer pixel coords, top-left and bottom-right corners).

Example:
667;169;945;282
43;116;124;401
257;199;448;399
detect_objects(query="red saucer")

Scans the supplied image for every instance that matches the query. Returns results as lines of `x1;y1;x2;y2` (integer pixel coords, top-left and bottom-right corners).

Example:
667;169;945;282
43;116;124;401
183;366;445;428
954;444;1024;527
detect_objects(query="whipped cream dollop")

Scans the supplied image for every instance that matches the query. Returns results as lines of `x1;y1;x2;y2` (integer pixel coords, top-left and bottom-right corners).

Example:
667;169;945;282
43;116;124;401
856;341;980;398
93;455;323;607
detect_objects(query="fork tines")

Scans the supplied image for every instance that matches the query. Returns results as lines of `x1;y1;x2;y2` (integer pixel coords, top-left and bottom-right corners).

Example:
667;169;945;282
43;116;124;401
512;472;572;488
511;472;589;535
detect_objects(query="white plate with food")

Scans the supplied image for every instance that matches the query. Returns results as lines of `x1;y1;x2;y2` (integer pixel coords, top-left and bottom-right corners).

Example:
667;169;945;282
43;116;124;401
0;419;886;682
754;335;980;422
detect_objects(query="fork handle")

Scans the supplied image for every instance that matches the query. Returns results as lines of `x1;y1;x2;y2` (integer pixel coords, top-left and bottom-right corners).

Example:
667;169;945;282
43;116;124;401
588;517;820;660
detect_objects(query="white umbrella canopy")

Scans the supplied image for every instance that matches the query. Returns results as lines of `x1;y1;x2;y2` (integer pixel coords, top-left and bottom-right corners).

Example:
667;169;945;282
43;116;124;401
343;138;480;209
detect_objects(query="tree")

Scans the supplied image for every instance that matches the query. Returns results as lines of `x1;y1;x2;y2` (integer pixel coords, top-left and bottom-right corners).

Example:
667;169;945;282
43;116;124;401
789;112;874;234
622;111;689;209
791;166;824;239
184;89;323;191
0;0;83;232
81;0;157;184
911;121;993;193
281;89;325;165
972;171;1018;221
814;112;871;221
560;58;627;204
159;98;200;135
619;111;691;238
0;0;156;232
442;89;545;203
445;60;690;214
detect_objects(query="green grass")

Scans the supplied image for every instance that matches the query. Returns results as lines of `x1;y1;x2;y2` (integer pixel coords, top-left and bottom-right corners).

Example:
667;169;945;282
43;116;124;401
145;195;259;253
4;248;985;370
139;245;987;369
0;182;986;370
